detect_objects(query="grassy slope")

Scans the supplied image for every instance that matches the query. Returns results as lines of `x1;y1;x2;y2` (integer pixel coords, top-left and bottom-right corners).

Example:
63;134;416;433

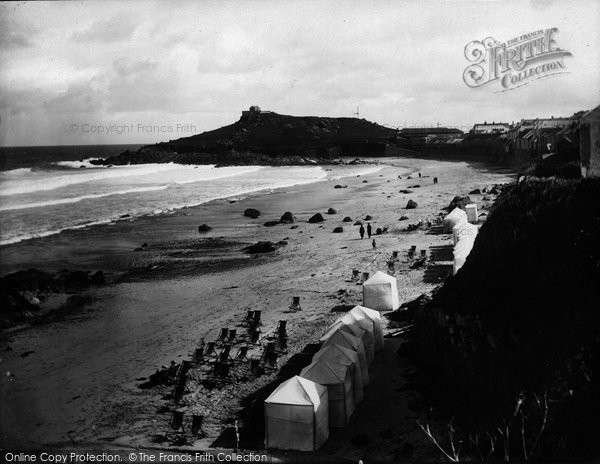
412;177;600;457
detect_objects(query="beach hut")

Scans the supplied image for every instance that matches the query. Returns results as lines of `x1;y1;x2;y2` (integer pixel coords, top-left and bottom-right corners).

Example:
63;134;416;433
264;376;329;451
362;271;400;311
313;344;364;404
300;357;355;428
334;312;375;363
452;222;478;246
453;234;477;275
465;203;478;223
320;328;369;387
350;305;384;352
443;207;468;233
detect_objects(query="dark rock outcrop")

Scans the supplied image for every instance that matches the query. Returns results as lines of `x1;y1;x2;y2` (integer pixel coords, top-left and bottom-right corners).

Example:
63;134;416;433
332;226;344;233
244;208;261;219
308;213;325;223
198;224;212;232
242;241;283;254
90;270;106;285
279;212;295;224
447;195;472;211
263;221;279;227
406;199;418;209
92;110;397;167
327;208;337;215
343;216;352;222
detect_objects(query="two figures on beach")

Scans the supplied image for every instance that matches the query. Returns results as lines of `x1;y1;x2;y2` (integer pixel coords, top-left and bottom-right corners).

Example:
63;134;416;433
359;223;376;249
359;222;372;239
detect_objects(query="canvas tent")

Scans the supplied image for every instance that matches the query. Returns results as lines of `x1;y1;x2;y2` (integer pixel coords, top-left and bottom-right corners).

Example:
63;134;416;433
465;203;478;223
320;328;369;386
452;221;478;246
313;344;364;404
362;271;400;311
300;357;355;428
264;376;329;451
350;305;384;352
443;207;468;233
334;312;375;363
453;230;477;275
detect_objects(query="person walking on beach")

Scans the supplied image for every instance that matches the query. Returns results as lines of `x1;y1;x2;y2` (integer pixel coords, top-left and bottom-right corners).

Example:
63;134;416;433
372;239;377;250
359;225;365;239
367;223;372;238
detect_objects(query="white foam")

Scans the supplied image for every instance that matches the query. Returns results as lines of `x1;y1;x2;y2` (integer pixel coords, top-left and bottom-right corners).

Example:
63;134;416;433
0;163;262;196
0;185;170;211
0;165;328;245
329;165;384;180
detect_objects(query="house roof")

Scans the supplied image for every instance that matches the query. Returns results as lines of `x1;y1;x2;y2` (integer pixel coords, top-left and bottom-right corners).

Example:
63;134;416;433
400;127;463;135
265;375;326;406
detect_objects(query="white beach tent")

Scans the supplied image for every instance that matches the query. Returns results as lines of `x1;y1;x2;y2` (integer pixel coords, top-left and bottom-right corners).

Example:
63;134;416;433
443;207;468;233
264;376;329;451
452;222;479;246
453;234;477;275
320;328;369;387
300;357;355;428
362;271;400;311
313;344;364;404
350;305;384;352
465;203;478;223
334;312;375;363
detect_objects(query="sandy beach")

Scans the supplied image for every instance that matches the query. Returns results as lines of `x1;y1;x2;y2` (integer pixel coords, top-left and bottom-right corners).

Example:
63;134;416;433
0;157;514;460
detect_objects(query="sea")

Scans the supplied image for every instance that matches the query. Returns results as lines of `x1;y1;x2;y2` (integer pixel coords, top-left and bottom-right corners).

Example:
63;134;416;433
0;145;383;247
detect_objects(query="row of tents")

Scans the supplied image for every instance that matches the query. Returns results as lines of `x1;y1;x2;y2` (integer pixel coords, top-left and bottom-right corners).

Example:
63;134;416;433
264;304;386;451
443;206;479;275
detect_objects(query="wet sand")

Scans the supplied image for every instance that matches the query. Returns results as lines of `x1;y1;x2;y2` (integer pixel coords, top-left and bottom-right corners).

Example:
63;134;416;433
0;157;514;460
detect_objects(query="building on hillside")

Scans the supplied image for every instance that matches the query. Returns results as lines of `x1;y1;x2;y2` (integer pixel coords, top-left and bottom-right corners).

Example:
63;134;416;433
506;116;578;166
472;122;510;134
241;106;273;118
397;127;463;145
579;105;600;178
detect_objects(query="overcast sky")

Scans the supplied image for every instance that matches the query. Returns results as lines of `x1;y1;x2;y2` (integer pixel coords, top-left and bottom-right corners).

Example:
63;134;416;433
0;0;599;146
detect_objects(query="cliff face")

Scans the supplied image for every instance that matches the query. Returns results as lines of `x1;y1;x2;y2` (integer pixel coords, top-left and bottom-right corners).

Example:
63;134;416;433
411;178;600;457
96;110;398;166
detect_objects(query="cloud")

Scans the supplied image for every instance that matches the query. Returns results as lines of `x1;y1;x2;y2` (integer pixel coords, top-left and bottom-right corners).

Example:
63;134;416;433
0;13;37;49
71;15;138;43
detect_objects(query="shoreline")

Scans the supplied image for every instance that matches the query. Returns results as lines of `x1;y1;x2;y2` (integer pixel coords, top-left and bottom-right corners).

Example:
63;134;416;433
0;156;515;459
0;161;390;275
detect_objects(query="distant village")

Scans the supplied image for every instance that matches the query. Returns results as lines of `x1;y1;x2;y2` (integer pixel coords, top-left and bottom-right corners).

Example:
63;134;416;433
394;105;599;178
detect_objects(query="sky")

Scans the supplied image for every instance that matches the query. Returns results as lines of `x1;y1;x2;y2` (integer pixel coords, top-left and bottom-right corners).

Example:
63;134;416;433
0;0;599;146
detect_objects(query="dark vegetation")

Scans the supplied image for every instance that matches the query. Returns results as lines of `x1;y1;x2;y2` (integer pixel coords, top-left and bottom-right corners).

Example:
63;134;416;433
92;111;397;167
519;144;581;180
0;268;105;328
406;177;600;459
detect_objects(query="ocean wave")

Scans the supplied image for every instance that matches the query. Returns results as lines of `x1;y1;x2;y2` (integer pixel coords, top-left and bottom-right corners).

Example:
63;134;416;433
0;163;180;196
0;166;328;245
328;165;384;180
0;218;117;246
0;163;263;196
53;158;102;169
0;185;170;211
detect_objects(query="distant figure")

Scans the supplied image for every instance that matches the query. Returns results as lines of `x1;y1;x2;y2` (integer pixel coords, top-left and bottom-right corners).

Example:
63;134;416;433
418;172;422;178
372;239;377;250
433;177;438;184
359;225;365;239
367;223;372;238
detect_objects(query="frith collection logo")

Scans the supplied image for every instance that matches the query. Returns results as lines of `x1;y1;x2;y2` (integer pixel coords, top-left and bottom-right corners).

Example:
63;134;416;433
463;28;572;91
